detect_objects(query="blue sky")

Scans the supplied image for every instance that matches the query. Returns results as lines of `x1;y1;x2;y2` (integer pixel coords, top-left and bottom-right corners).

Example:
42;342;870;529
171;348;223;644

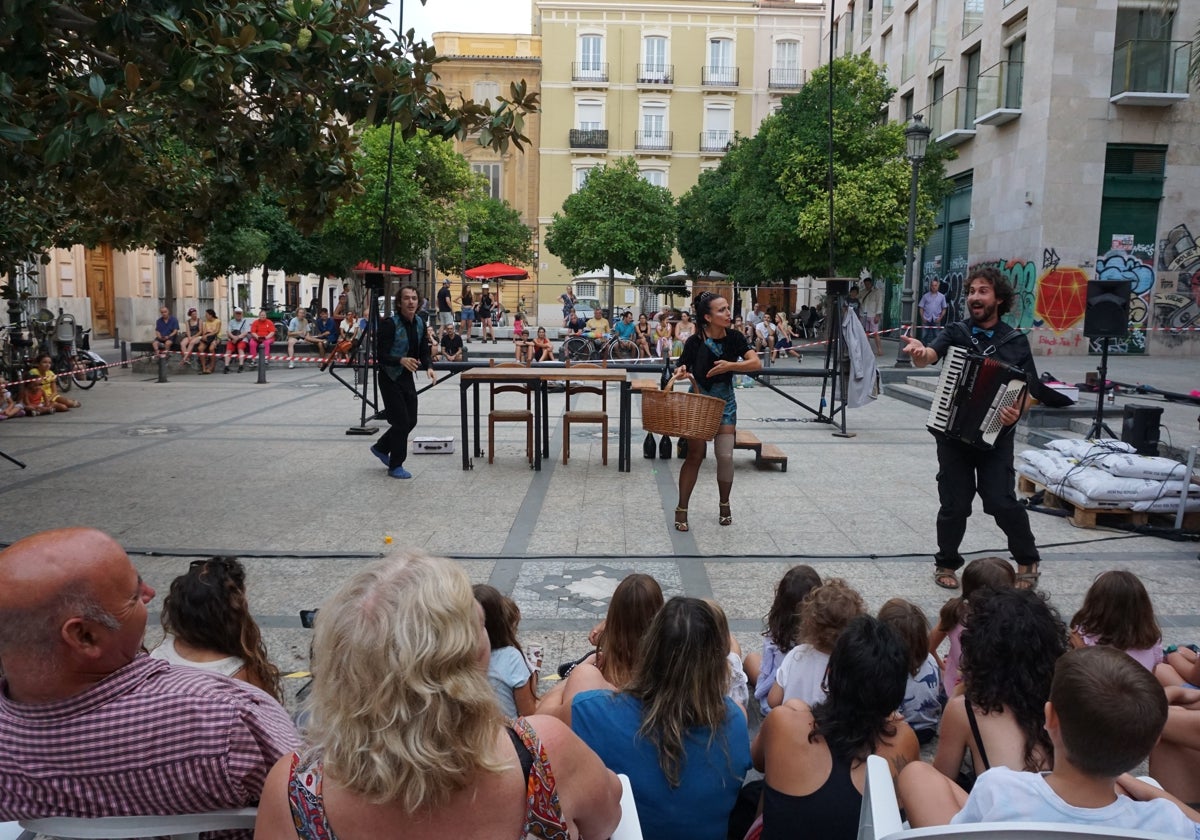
383;0;533;44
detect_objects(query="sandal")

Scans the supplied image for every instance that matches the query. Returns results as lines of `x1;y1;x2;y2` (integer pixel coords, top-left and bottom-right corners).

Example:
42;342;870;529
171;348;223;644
674;507;689;532
934;567;960;590
719;502;732;527
1015;564;1041;591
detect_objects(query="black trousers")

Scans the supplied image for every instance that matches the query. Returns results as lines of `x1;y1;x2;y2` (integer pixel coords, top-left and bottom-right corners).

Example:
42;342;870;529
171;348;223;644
934;432;1040;570
377;371;418;469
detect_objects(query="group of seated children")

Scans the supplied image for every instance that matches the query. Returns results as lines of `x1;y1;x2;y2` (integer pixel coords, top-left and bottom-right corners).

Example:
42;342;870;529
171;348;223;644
0;354;81;419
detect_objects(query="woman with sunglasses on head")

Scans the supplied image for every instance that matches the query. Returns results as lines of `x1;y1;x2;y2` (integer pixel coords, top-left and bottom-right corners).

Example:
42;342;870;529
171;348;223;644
150;556;283;701
671;292;761;532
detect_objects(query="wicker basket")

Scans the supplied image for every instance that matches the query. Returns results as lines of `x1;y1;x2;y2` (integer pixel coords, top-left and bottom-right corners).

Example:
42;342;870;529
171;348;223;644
641;377;726;441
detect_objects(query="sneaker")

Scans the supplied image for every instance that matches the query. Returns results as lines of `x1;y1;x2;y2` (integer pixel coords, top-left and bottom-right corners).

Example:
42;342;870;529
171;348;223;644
237;364;244;373
388;466;413;479
288;362;295;369
369;445;389;467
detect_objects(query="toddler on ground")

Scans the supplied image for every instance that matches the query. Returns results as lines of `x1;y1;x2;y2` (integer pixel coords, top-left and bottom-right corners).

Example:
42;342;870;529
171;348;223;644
744;565;822;716
929;556;1015;698
878;598;942;744
768;578;865;709
473;584;537;719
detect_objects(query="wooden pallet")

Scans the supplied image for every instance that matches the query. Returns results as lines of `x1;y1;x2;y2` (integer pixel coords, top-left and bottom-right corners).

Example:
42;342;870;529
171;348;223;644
1018;475;1199;529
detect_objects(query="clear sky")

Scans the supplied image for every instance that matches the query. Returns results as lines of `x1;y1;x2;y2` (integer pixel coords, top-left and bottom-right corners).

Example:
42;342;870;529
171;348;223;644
383;0;533;45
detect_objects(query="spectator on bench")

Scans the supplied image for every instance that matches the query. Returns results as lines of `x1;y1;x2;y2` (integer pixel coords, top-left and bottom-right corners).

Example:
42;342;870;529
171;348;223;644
285;308;325;368
224;306;251;373
178;307;203;367
249;308;276;367
441;321;464;362
152;305;181;357
197;308;222;375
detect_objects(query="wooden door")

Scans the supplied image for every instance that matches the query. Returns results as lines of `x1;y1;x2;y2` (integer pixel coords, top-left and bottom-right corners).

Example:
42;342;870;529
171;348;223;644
86;245;115;337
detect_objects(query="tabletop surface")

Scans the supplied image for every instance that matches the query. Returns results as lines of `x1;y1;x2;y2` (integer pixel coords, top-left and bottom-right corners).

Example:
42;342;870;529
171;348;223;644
462;368;629;382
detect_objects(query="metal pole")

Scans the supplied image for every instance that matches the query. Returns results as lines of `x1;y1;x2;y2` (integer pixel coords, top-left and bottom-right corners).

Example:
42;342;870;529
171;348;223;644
894;156;922;368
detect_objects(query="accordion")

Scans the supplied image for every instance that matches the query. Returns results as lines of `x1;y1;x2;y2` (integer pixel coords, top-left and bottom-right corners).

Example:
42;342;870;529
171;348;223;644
927;346;1028;449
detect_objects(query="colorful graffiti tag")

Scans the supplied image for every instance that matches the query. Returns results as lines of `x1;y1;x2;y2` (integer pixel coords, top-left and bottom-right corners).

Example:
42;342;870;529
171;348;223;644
1156;224;1200;346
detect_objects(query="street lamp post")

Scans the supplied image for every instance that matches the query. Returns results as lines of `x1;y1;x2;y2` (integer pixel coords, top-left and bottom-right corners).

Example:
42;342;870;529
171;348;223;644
458;225;469;285
894;114;932;368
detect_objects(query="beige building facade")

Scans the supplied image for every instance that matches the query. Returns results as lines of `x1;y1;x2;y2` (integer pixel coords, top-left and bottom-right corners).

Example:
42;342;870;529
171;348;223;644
837;0;1199;356
534;0;826;324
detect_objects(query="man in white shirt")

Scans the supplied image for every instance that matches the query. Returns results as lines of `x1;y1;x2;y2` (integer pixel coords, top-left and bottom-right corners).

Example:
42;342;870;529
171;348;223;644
223;307;251;373
285;308;326;368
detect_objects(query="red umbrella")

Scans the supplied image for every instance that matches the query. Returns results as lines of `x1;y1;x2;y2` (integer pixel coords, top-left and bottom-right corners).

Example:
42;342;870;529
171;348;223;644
464;262;529;280
353;261;413;275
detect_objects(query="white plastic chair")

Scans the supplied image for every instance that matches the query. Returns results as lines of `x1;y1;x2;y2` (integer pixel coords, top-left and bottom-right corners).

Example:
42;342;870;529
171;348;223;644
0;823;29;840
611;773;644;840
20;807;257;840
857;755;1179;840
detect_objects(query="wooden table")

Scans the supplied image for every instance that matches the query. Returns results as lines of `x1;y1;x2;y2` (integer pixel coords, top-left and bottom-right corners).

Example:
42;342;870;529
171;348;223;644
459;367;632;471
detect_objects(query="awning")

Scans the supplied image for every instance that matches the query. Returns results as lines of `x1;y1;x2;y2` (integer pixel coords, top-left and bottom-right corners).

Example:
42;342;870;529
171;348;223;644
572;266;636;282
465;262;529;280
353;261;412;275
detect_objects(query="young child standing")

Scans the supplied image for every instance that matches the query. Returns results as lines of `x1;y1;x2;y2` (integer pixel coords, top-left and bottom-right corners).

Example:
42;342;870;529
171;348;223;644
767;578;865;709
879;598;943;744
743;564;822;716
1070;569;1163;672
899;645;1200;836
473;584;537;719
929;556;1015;698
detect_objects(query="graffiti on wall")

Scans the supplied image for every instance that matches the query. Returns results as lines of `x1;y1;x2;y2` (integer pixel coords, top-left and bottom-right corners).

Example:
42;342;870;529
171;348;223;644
1091;249;1153;354
1155;224;1200;346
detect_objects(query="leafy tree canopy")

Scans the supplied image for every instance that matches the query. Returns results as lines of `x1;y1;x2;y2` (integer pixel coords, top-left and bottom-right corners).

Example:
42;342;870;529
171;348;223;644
676;148;760;286
434;196;533;277
0;0;539;273
544;157;677;311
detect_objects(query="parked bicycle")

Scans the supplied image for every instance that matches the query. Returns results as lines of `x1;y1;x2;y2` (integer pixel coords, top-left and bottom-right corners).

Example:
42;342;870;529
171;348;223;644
561;331;643;362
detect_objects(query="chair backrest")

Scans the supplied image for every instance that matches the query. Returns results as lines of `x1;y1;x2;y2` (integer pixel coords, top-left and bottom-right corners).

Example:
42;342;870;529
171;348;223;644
611;773;644;840
566;363;606;410
490;361;531;411
20;807;258;840
856;756;1180;840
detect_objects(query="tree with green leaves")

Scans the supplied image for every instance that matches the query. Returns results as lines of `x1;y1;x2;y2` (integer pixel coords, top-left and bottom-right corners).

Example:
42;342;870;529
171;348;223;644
0;0;538;289
433;197;533;277
544;157;677;315
676;149;759;286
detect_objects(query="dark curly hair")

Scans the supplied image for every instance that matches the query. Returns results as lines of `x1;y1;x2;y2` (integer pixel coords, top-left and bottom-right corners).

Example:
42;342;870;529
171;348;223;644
966;266;1015;317
763;565;822;655
809;616;907;766
937;556;1015;632
960;587;1069;771
160;556;282;701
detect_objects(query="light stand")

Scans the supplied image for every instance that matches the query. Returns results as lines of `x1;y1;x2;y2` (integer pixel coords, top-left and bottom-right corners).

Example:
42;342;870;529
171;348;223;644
817;277;855;437
894;114;932;368
345;271;383;436
1085;336;1117;439
459;226;469;339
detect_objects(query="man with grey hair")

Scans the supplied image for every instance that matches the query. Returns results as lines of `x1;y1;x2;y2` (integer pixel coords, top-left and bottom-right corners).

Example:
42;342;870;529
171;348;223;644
0;527;298;829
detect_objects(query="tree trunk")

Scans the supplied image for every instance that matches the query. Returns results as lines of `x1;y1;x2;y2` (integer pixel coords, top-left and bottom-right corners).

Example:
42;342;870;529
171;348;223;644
261;264;270;310
607;266;615;319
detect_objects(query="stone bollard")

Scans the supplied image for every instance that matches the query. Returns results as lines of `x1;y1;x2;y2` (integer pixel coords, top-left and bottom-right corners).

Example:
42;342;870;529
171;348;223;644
256;342;267;384
157;353;168;383
120;340;128;369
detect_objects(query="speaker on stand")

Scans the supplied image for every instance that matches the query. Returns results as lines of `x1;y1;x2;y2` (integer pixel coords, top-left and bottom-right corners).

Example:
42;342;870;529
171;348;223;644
1083;279;1131;440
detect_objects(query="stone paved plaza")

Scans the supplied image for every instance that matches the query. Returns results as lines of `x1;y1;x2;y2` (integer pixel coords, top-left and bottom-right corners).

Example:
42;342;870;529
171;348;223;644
0;345;1197;709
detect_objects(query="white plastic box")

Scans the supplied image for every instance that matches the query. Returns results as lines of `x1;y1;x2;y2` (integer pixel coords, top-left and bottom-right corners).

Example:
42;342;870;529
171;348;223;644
412;436;455;454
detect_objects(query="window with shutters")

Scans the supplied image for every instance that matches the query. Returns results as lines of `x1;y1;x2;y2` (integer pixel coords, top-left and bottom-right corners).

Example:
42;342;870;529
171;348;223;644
473;81;500;104
472;163;502;200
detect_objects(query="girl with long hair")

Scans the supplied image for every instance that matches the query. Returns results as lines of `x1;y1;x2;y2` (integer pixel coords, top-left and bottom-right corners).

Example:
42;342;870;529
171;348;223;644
744;565;822;715
150;555;282;701
672;292;761;532
567;597;752;840
1070;569;1163;672
929;555;1015;698
654;312;674;359
473;583;537;718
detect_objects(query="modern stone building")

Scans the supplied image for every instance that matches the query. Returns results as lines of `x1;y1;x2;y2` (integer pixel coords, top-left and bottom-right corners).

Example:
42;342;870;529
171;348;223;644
532;0;827;323
836;0;1199;356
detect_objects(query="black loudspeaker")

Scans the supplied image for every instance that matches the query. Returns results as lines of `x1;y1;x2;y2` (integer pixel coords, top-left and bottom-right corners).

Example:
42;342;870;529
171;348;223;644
1083;279;1132;338
1122;404;1163;456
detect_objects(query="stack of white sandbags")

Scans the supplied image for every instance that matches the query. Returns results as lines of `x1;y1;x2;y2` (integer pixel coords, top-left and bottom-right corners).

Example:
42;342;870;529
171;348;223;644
1017;438;1200;513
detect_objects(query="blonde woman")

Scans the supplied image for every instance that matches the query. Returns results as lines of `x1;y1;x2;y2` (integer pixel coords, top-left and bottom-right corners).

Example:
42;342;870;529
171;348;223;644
773;312;803;360
255;551;622;840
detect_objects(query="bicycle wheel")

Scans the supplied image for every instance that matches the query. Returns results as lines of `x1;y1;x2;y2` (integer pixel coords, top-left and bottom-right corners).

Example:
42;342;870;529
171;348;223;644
72;358;97;389
563;336;592;362
607;339;641;361
55;354;73;392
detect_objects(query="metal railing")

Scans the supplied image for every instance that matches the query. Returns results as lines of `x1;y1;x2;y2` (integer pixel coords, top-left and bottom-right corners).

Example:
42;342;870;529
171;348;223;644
569;129;609;149
768;68;805;89
699;130;732;153
975;59;1023;116
634;130;673;151
701;65;739;86
636;64;674;84
1111;40;1191;98
929;86;976;140
572;62;609;83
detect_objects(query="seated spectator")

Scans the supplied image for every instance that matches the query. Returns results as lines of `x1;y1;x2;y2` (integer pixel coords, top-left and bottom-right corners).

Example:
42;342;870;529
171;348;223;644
877;598;942;744
929;555;1016;697
566;311;588;334
744;564;822;716
224;306;251;373
585;308;611;339
29;353;79;410
0;375;25;419
178;307;203;367
197;308;222;374
613;310;637;343
900;646;1200;836
567;597;752;840
537;572;664;722
749;616;919;840
150;556;283;701
531;326;554;362
473;584;537;718
773;313;804;360
1070;569;1163;672
1158;644;1200;689
932;587;1068;783
285;308;325;367
634;313;653;357
440;321;464;362
653;313;674;358
248;308;275;365
768;578;865;709
254;551;622;840
311;307;338;353
755;316;777;356
0;528;298;829
151;305;181;357
20;377;54;415
513;327;533;363
1150;687;1200;805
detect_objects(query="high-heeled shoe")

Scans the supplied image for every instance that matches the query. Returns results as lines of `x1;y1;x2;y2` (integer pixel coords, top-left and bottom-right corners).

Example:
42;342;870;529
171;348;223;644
674;507;689;532
719;502;732;526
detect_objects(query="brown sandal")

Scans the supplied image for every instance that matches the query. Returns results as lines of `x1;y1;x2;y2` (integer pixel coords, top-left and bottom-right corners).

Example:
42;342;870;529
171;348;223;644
1016;565;1041;591
934;567;960;590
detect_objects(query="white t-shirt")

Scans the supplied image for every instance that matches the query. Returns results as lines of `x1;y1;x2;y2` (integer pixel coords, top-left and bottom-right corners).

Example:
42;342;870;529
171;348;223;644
487;645;532;720
952;767;1199;839
149;633;245;678
774;643;830;707
755;321;776;341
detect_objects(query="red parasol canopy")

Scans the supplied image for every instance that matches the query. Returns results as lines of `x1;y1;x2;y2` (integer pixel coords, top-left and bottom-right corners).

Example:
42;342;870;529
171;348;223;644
464;262;529;280
353;261;412;275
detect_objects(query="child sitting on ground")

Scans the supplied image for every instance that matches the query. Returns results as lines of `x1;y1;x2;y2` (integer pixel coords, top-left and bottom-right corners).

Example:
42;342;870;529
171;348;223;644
0;376;25;419
899;646;1200;836
473;584;537;719
1070;569;1163;672
878;598;943;744
744;564;822;716
930;556;1015;699
768;578;865;709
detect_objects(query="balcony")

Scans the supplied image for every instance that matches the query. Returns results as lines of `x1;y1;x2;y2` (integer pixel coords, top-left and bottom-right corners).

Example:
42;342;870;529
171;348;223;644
572;62;609;86
929;86;976;146
634;130;673;152
569;129;609;150
768;68;806;90
974;60;1022;126
637;64;674;87
1110;40;1191;106
699;130;732;154
701;66;739;88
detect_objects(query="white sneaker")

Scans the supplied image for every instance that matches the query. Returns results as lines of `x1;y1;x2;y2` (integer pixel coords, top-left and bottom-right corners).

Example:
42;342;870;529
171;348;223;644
288;362;295;369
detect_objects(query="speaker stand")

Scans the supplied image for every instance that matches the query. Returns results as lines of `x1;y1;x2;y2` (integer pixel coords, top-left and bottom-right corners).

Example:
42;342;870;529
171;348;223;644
1085;336;1117;440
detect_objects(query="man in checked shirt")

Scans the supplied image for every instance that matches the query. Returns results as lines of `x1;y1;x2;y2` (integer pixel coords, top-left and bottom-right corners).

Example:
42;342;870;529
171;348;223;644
0;528;299;831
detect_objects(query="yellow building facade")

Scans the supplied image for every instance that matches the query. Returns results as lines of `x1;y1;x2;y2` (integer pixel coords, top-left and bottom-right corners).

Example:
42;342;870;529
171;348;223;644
533;0;827;324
